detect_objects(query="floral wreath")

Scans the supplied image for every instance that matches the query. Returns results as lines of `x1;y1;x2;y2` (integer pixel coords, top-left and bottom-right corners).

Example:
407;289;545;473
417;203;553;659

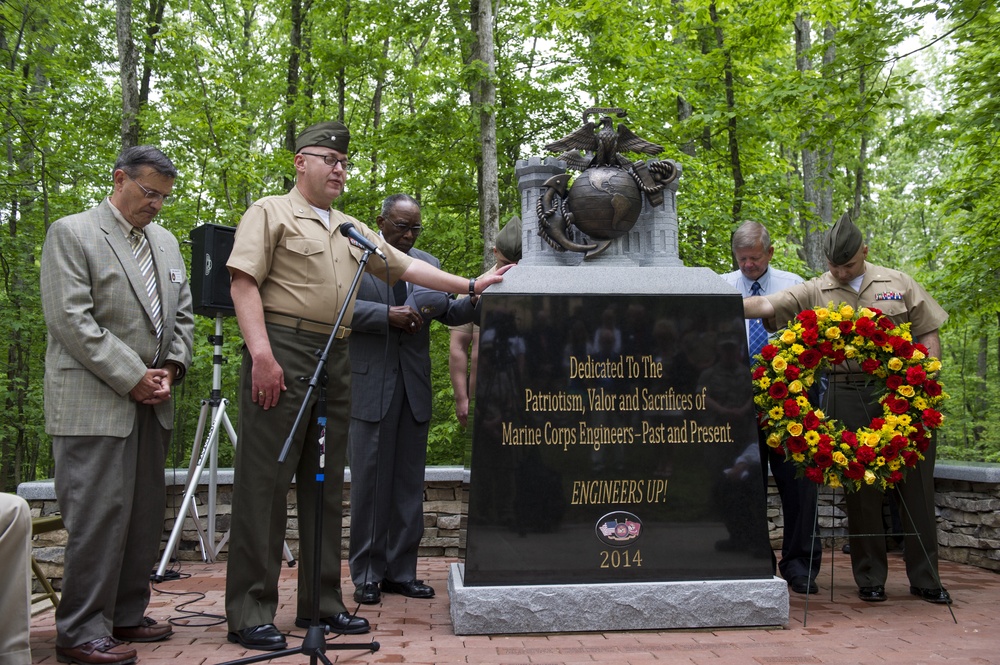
751;303;947;492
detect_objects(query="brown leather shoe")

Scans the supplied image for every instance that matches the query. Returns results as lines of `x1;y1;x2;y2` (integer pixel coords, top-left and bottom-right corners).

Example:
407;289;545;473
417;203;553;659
55;636;137;664
113;616;173;642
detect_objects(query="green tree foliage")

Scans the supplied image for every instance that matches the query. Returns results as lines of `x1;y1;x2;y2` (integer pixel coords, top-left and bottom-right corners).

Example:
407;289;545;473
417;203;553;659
1;0;998;490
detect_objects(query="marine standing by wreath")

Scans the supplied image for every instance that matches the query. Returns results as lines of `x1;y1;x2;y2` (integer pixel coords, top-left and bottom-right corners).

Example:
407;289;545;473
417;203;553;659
742;212;951;605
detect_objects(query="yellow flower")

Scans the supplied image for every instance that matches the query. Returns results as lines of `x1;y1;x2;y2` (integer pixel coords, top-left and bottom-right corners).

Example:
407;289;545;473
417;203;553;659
888;357;903;371
864;470;877;485
788;380;804;394
825;326;841;340
912;349;926;361
828;475;842;488
813;408;825;420
767;433;782;448
832;451;848;466
926;359;942;372
758;376;771;389
803;374;815;387
839;304;855;319
863;431;881;447
769;406;785;420
896;414;911;427
771;356;787;372
875;456;886;467
805;431;820;445
898;385;915;398
913;397;928;410
792;453;805;463
816;307;830;321
780;329;797;344
797;396;810;409
790;344;805;355
787;422;804;436
859;307;877;319
829;310;843;322
845;345;857;358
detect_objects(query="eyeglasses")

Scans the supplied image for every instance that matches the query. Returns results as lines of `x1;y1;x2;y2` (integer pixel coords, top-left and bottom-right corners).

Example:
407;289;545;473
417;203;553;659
128;175;172;204
299;151;353;171
388;220;422;236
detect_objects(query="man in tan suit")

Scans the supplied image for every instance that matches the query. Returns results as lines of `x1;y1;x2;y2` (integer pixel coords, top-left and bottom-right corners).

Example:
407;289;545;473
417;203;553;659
40;145;194;665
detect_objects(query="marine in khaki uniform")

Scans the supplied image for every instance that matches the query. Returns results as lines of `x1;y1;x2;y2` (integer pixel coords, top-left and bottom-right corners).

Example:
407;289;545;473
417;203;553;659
743;212;950;605
224;121;511;651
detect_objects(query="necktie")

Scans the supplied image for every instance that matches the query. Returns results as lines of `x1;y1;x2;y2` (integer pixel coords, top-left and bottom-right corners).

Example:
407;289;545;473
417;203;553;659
747;281;768;360
129;228;163;362
392;279;408;306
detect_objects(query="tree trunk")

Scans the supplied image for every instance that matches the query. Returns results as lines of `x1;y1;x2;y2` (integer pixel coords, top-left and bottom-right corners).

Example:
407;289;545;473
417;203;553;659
710;2;743;223
116;0;140;149
471;0;499;271
138;0;166;110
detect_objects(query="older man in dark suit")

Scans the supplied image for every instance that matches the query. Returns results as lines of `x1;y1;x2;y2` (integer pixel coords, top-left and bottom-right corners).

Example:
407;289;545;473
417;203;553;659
40;145;194;665
348;194;477;605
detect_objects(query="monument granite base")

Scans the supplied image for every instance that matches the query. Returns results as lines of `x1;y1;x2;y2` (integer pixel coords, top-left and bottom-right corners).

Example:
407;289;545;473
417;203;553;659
448;563;789;635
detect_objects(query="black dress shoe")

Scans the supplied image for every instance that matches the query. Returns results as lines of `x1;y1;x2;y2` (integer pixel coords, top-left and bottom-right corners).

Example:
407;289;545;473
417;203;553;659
788;576;819;594
858;585;887;602
354;582;381;605
381;578;435;599
910;586;952;604
294;612;370;635
227;624;287;651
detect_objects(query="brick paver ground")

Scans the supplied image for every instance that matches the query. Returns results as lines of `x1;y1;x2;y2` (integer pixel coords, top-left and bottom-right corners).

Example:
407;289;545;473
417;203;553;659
29;551;997;664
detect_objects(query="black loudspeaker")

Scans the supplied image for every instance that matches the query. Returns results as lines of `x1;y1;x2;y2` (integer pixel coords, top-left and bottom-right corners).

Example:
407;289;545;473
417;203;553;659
189;224;236;317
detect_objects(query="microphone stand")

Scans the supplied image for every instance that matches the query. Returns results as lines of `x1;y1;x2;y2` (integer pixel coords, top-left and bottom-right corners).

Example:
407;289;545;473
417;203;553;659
217;247;380;665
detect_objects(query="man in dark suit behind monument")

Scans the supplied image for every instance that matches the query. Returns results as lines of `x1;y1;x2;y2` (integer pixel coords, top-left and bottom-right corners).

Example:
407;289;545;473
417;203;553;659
348;194;478;605
722;220;821;595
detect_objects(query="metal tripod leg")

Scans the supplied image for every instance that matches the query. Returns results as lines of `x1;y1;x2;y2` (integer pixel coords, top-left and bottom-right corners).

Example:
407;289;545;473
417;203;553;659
155;398;231;580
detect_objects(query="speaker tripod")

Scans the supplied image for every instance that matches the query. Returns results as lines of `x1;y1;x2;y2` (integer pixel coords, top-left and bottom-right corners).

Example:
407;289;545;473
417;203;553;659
155;315;295;581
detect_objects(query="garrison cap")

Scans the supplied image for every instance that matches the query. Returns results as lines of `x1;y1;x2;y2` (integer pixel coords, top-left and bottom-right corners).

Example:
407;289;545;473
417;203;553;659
824;211;864;265
295;121;350;154
495;216;522;263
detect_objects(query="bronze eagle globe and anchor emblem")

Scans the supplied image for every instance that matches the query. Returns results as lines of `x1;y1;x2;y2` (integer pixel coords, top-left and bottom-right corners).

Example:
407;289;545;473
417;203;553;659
538;107;679;257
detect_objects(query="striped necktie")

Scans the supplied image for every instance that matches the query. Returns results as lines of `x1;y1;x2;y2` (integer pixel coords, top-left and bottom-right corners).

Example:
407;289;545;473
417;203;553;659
129;228;163;362
747;281;768;360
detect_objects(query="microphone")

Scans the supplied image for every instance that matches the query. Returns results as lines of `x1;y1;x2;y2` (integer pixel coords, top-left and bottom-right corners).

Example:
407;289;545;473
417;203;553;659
339;222;387;259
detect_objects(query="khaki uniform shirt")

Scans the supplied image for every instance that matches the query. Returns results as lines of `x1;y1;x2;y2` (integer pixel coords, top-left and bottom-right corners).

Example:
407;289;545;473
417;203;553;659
226;186;412;327
766;261;948;343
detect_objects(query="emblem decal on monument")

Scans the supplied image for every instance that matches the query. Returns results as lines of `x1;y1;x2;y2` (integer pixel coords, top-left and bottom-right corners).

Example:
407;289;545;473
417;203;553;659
537;107;679;258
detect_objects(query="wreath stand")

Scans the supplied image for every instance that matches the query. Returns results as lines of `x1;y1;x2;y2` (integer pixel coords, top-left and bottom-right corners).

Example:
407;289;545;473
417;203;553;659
800;483;957;627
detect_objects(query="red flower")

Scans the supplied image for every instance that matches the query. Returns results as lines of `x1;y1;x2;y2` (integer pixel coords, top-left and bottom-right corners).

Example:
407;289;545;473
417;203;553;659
769;382;789;399
784;365;801;380
798;349;822;368
839;320;854;335
870;418;885;430
886;375;903;391
854;317;876;336
818;341;834;356
861;358;881;374
845;462;866;479
877;316;895;330
871;330;890;347
880;444;899;461
783;399;801;418
902;450;920;466
906;365;927;386
886;395;911;415
801;328;819;345
805;467;825;484
797;310;817;325
888;470;903;484
786;436;808;453
803;412;820;431
856;446;877;464
922;409;943;428
840;431;858;447
752;364;767;379
813;450;833;468
761;344;779;361
831;349;847;365
923;380;942;397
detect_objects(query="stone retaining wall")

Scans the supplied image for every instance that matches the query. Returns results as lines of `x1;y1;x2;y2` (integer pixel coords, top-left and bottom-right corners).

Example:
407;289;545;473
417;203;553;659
19;462;1000;593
